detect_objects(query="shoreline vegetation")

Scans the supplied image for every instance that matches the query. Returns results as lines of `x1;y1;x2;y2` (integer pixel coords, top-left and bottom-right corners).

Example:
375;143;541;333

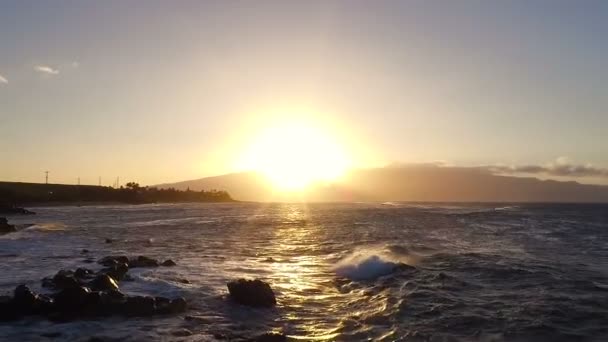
0;181;234;208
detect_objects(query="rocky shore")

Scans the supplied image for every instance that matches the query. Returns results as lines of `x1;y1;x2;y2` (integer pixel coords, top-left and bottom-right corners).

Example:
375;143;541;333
0;248;285;341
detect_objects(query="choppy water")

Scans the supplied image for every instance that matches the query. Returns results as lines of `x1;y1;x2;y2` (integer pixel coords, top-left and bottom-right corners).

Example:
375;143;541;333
1;203;608;341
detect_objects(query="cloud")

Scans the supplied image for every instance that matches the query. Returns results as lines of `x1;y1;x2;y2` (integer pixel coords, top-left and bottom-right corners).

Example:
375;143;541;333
0;73;7;84
71;61;79;68
35;65;60;75
486;158;608;178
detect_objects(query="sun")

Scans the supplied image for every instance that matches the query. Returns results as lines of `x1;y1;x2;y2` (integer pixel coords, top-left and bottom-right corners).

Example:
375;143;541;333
239;120;350;190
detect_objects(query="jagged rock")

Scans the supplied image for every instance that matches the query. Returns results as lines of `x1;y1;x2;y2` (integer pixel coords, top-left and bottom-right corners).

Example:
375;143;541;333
89;275;119;292
161;259;176;267
227;279;276;307
102;263;129;281
74;268;95;279
14;284;38;306
130;256;159;268
11;285;54;316
98;256;129;267
0;217;16;234
42;270;81;290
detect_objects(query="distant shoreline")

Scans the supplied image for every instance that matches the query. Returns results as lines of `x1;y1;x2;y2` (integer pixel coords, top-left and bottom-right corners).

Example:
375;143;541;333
23;200;236;208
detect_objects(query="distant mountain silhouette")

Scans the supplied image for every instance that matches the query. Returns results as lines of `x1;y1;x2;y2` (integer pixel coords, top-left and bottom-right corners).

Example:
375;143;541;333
156;165;608;203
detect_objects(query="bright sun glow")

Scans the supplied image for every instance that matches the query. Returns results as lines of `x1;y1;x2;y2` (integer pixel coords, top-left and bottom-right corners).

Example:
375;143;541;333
239;120;350;190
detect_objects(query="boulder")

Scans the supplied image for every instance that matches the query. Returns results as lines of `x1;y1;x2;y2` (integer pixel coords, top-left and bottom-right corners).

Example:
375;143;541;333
0;217;16;234
98;255;129;267
102;263;129;281
130;256;160;268
74;268;95;279
161;259;177;267
227;279;276;307
14;284;38;307
89;275;119;292
12;285;54;316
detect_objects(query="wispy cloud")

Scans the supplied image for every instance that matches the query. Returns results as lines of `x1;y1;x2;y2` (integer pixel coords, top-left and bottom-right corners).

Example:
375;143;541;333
0;73;7;84
386;159;608;179
35;65;60;75
486;157;608;178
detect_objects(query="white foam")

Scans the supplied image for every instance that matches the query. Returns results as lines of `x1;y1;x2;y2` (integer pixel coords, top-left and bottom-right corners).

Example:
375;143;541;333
332;246;417;280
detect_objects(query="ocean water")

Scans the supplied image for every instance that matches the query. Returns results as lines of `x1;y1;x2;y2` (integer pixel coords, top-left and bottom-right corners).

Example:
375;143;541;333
1;203;607;341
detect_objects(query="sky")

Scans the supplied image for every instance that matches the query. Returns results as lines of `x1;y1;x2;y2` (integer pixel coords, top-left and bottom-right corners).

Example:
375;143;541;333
1;1;607;186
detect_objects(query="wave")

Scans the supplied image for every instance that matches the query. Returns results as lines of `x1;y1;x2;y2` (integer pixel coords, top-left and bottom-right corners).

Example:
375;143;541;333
332;245;418;280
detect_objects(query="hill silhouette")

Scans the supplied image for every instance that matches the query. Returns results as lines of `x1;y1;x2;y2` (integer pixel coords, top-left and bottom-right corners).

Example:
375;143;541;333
156;165;608;203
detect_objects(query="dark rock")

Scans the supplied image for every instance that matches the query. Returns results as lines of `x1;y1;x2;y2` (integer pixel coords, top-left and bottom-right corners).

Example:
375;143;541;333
0;217;16;234
252;333;287;342
81;249;89;254
102;263;129;281
74;268;94;279
53;286;91;313
155;296;186;314
130;256;160;268
13;285;54;316
98;255;129;267
47;271;81;290
124;296;156;316
105;238;113;244
0;205;35;215
170;297;187;313
161;259;176;267
227;279;276;307
95;290;126;314
0;295;18;321
14;284;38;306
83;258;95;263
89;274;119;292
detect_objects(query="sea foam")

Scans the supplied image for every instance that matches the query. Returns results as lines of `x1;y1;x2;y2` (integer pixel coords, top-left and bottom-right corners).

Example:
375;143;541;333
332;246;417;280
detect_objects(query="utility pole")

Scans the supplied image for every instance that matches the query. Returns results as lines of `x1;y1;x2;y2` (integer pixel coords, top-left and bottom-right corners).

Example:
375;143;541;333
45;171;49;184
99;176;101;186
77;177;80;185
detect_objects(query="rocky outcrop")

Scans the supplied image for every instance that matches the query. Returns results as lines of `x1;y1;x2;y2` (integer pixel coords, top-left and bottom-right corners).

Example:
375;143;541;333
0;217;16;234
0;205;35;215
2;256;187;322
227;279;276;307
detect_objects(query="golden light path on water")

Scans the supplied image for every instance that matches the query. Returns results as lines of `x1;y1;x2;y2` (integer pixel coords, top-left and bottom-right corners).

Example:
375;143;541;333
259;203;394;340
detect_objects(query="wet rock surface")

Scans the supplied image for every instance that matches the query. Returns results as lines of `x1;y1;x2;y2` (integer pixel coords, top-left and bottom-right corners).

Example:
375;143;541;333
227;279;277;307
0;255;186;322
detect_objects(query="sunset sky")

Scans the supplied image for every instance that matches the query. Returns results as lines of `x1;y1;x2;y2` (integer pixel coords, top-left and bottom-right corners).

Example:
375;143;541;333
1;1;607;186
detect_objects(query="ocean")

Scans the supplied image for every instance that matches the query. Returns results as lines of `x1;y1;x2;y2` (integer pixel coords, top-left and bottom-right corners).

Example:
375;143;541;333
1;203;607;341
